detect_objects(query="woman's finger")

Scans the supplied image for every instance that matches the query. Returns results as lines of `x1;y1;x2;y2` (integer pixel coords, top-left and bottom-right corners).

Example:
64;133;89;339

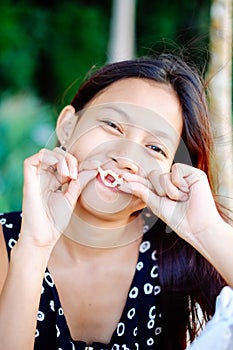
63;169;98;208
121;173;154;191
148;170;167;196
159;173;189;201
36;148;78;181
119;180;156;206
171;163;191;192
122;170;189;201
37;148;76;179
53;147;78;179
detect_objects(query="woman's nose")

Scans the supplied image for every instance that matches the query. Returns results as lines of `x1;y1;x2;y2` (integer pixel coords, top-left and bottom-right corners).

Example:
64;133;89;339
111;156;139;174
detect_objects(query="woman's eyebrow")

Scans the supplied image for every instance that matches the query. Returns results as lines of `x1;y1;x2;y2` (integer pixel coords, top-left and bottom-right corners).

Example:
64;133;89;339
99;105;131;121
150;129;174;142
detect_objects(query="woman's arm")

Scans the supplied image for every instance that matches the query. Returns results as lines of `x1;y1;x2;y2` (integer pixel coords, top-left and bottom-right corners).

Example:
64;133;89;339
188;217;233;287
0;239;52;350
120;163;233;286
0;225;8;293
0;148;97;350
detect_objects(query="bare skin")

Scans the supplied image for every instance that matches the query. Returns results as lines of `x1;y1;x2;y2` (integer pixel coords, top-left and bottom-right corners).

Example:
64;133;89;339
0;78;233;349
48;235;142;343
0;225;8;290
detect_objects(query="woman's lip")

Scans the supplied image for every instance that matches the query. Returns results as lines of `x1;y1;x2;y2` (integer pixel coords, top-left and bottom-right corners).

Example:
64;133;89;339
96;167;127;194
97;167;124;188
96;173;119;192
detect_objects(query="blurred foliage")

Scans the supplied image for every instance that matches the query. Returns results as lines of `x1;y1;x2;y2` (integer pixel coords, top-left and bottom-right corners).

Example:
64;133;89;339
0;0;111;105
137;0;211;72
0;0;218;211
0;93;55;211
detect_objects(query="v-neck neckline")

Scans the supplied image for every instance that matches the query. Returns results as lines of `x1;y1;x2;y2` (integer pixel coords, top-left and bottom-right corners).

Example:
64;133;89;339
47;232;151;348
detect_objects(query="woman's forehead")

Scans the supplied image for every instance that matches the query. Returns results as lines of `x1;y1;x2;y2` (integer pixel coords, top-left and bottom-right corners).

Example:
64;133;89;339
85;78;183;134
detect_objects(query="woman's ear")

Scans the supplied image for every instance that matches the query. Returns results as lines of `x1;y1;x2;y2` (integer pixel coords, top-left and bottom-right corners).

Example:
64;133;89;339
56;105;78;145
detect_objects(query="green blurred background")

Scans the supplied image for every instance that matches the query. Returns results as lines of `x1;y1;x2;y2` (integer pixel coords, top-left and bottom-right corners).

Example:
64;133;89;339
0;0;217;211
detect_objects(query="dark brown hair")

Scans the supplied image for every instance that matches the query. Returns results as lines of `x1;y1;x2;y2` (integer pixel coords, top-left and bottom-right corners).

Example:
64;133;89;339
70;54;225;349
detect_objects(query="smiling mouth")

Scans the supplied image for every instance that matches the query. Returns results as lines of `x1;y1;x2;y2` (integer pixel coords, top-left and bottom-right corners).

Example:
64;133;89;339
98;167;125;188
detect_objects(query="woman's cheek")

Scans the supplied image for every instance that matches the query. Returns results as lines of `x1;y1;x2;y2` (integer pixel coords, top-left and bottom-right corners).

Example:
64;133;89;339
138;157;171;178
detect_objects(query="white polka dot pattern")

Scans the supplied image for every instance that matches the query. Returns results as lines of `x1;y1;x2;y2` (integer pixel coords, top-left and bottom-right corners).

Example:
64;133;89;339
1;212;163;349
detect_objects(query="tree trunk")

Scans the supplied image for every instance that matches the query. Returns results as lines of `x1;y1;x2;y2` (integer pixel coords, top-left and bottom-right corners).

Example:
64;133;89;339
107;0;136;62
208;0;233;221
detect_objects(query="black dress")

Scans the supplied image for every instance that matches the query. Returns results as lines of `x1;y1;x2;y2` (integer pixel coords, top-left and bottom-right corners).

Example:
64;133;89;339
1;211;162;350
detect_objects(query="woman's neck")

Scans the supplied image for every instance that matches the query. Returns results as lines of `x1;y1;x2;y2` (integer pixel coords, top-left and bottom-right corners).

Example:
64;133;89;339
62;210;144;250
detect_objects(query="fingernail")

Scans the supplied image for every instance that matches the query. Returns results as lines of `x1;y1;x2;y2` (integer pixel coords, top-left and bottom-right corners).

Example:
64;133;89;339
71;167;78;179
179;192;189;201
121;173;134;181
63;164;70;177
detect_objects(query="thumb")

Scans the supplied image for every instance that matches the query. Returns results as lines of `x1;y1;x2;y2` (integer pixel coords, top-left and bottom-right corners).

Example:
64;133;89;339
119;181;179;227
64;169;98;209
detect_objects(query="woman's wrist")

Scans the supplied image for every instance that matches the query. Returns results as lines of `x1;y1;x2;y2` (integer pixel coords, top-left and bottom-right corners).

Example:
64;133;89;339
11;235;53;269
195;216;230;241
191;217;233;285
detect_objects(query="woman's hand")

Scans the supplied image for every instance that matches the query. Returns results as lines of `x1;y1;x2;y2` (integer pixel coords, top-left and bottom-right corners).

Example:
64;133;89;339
20;147;97;249
120;163;221;244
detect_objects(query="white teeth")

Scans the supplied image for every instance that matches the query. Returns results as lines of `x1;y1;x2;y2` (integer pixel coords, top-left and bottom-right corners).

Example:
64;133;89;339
98;167;124;188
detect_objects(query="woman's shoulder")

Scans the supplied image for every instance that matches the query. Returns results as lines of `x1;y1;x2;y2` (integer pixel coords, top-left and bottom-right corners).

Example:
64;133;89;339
0;211;22;258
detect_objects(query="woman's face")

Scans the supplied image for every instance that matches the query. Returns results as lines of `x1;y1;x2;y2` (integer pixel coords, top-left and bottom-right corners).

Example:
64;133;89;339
57;78;183;221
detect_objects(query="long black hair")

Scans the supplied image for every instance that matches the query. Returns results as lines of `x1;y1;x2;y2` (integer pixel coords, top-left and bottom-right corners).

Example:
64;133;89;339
70;54;226;349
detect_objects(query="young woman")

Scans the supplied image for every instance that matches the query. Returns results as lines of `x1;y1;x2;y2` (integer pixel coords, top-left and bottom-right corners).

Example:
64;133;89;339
0;53;233;350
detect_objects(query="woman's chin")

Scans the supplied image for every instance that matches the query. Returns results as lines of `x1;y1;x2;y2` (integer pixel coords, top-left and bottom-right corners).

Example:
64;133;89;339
77;179;144;217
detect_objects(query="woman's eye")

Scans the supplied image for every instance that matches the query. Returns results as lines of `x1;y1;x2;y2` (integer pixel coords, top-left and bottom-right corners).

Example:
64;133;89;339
147;144;167;157
102;120;122;133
